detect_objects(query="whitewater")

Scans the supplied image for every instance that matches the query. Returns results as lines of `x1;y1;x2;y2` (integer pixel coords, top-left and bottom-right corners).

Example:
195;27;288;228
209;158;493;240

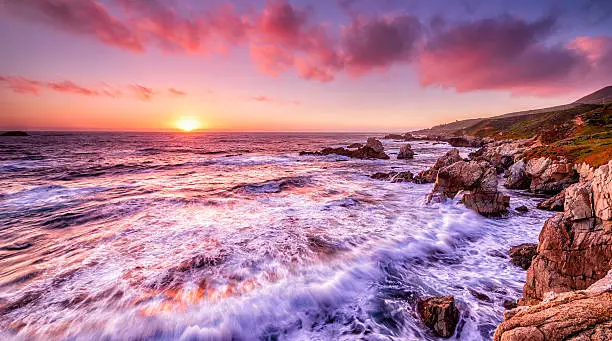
0;133;554;340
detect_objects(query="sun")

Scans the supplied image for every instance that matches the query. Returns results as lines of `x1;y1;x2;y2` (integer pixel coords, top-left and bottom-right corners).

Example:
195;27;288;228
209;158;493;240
175;117;201;132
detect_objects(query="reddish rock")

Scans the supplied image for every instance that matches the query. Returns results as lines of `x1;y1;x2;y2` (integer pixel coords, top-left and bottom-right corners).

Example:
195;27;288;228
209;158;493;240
508;243;537;270
366;138;385;153
448;136;483;148
592;160;612;220
370;171;413;183
397;144;414;159
525;157;577;194
347;143;363;149
417;295;460;338
414;149;463;184
495;271;612;341
504;160;531;189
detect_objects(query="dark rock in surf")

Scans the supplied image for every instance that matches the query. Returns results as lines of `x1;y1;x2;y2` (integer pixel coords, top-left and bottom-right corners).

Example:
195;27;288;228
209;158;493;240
347;143;362;149
417;295;460;338
382;133;405;140
414;149;463;184
1;131;29;136
397;144;414;159
515;205;529;213
508;243;538;270
370;171;413;183
503;299;518;310
447;136;483;148
366;138;385;153
300;145;389;160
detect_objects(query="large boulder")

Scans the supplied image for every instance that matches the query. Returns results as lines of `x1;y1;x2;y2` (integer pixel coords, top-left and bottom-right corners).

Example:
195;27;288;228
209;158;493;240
494;271;612;341
525;157;577;194
508;244;538;270
504;160;531;190
370;171;413;183
536;190;565;211
300;146;389;160
414;149;463;184
397;144;414;159
469;139;531;174
425;160;510;216
382;133;405;140
417;295;460;338
447;136;484;148
366;138;385;153
521;177;612;305
592;160;612;220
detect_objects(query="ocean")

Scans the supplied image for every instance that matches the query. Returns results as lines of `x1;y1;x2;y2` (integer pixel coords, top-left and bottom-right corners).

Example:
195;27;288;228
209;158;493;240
0;132;554;340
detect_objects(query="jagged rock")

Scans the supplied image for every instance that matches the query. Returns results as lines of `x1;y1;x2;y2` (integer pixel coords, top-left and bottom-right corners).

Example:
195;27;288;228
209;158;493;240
515;205;529;213
425;160;510;216
525;157;577;194
347;143;362;149
495;271;612;341
592;160;612;220
508;243;537;270
469;139;531;174
417;295;460;338
563;181;593;221
370;171;413;183
397;144;414;159
503;299;518;310
536;191;565;211
300;146;389;160
414;149;463;184
505;160;531;189
366;138;384;153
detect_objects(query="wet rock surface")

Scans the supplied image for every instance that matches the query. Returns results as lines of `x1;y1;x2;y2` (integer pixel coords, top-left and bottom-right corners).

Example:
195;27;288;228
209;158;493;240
397;144;414;159
417;295;460;338
370;171;413;183
536;191;565;211
414;149;463;184
508;243;537;270
525;157;577;194
504;160;531;190
300;146;390;159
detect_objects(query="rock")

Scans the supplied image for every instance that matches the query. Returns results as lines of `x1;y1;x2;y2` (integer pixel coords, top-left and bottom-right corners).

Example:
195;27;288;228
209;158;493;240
525;157;577;194
494;271;612;341
1;242;33;251
504;160;531;189
536;191;565;211
347;143;363;149
0;131;29;136
300;146;389;160
414;149;463;184
563;182;593;221
502;299;518;310
366;138;384;153
382;133;405;140
463;192;511;217
592;160;612;220
425;160;510;216
468;288;492;302
417;295;460;338
469;139;531;174
448;136;483;148
370;171;413;183
508;243;537;270
515;205;529;213
397;144;414;159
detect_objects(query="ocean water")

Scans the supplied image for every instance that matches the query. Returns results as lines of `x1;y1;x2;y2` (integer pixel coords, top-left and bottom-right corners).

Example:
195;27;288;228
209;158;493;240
0;133;554;341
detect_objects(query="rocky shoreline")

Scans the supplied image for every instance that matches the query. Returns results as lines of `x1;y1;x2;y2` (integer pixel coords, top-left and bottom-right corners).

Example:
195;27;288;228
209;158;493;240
306;135;611;339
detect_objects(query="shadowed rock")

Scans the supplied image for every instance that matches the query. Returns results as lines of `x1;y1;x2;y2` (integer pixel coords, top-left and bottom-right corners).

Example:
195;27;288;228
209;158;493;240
417;295;460;338
537;191;565;211
397;144;414;159
300;146;389;160
508;244;537;270
370;171;413;183
525;157;577;194
505;160;531;189
414;149;463;184
366;138;385;153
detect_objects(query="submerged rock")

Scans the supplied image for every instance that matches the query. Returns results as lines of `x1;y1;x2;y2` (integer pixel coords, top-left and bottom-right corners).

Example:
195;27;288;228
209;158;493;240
417;295;460;338
0;131;29;136
397;144;414;159
370;171;413;183
515;205;529;213
536;191;565;211
414;149;463;184
508;243;537;270
495;271;612;341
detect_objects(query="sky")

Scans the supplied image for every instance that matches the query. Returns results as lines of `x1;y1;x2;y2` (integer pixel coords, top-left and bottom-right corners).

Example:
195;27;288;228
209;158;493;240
0;0;611;132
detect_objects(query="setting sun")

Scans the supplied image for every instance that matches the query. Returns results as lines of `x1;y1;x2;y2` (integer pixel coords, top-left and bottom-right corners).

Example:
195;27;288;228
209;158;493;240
175;117;201;132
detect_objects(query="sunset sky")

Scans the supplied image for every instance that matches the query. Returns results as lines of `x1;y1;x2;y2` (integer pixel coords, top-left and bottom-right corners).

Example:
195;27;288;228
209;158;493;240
1;0;611;132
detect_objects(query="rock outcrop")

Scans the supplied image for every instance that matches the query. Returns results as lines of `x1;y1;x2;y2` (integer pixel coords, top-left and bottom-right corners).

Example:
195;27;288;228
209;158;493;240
300;146;389;160
347;143;363;149
504;160;531;190
508;244;538;270
425;160;510;216
521;162;612;305
382;133;406;140
536;191;565;211
370;171;413;183
470;139;531;174
494;270;612;341
414;149;463;184
397;144;414;159
447;136;483;148
417;295;460;338
366;138;385;153
525;157;577;194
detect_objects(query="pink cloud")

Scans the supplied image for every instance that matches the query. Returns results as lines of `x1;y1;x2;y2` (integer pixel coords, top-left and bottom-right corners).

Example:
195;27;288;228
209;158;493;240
130;84;154;101
169;88;187;96
47;81;100;96
5;0;144;52
416;15;606;96
0;76;42;95
251;95;300;105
